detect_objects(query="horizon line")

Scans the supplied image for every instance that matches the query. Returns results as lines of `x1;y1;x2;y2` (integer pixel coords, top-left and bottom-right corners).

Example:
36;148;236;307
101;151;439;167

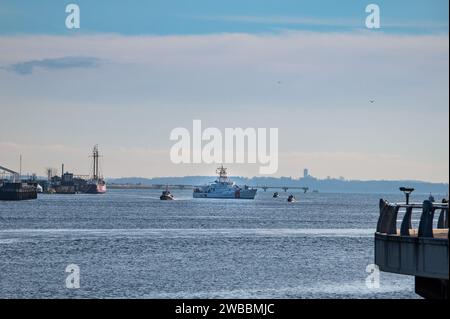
105;175;449;185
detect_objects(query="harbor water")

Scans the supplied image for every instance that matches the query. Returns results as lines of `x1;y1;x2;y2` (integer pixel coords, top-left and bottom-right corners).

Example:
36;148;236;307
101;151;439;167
0;189;430;298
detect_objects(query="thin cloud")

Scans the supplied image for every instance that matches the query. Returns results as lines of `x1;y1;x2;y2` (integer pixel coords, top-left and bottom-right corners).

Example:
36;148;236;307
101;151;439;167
4;56;102;75
188;14;449;32
198;15;360;27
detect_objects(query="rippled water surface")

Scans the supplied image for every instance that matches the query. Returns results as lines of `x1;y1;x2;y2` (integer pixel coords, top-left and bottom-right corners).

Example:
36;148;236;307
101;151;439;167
0;189;427;298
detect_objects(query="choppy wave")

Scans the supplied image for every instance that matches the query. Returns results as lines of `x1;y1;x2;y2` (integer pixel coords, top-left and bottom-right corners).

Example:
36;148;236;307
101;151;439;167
143;281;417;299
0;228;374;241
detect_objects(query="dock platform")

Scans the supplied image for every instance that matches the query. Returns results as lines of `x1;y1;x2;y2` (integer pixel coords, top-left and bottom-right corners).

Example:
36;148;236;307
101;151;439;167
375;199;448;299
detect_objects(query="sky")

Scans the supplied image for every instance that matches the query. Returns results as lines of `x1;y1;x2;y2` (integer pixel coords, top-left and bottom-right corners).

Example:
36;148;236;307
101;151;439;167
0;0;448;182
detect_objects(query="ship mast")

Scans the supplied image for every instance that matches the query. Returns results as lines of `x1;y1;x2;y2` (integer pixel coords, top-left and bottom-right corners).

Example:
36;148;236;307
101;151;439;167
91;145;100;180
216;165;228;183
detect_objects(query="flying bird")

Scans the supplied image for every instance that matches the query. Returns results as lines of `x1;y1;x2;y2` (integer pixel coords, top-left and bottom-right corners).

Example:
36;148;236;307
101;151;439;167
369;100;375;103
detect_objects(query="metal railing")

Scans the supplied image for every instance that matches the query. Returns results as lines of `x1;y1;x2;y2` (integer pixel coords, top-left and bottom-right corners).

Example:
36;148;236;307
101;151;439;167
376;199;449;239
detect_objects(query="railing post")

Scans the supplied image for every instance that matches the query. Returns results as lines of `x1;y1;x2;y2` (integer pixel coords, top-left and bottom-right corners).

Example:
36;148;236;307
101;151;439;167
377;199;388;232
400;206;413;236
387;206;400;235
377;199;389;232
377;199;399;234
418;200;435;238
437;207;448;229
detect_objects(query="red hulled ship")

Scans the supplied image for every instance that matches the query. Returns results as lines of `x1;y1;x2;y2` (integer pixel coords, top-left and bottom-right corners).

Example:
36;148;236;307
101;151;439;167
84;145;106;194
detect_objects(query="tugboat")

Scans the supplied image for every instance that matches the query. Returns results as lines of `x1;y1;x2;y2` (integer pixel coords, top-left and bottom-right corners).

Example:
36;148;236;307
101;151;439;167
193;166;257;199
83;145;106;194
287;194;296;202
273;192;280;198
160;186;174;200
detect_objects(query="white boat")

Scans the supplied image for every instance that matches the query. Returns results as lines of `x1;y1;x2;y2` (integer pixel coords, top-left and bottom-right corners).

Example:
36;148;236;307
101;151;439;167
193;166;257;199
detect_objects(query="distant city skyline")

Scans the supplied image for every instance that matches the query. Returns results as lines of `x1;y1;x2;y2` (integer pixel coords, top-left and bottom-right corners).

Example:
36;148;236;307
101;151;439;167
0;1;448;183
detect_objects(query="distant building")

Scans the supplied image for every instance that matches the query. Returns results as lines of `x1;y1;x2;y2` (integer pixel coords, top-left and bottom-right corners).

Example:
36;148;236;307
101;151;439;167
303;168;309;178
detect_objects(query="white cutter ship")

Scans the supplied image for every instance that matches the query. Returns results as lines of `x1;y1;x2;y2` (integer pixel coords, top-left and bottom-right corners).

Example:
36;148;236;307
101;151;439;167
193;166;257;199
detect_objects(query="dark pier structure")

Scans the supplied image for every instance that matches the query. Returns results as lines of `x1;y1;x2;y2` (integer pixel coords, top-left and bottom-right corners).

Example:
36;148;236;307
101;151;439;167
0;165;37;201
375;188;449;299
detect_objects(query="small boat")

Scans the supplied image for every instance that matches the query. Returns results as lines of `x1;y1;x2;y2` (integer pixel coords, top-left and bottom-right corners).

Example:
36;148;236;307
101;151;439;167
287;194;296;202
36;184;43;193
273;192;279;198
160;186;174;200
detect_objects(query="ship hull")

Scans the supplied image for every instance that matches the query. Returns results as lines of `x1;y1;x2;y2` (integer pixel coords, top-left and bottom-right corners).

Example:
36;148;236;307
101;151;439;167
0;183;37;201
54;185;76;194
193;189;257;199
83;183;106;194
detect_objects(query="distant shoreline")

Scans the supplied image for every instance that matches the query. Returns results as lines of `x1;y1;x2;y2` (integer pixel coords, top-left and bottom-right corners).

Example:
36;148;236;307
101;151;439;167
106;176;448;195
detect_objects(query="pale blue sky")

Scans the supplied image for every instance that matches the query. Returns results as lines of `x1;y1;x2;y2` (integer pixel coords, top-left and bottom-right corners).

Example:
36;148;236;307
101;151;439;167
0;1;448;181
0;0;448;35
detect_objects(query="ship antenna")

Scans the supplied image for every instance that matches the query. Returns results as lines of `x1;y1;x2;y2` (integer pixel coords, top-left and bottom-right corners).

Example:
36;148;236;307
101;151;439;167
216;165;227;181
90;144;101;180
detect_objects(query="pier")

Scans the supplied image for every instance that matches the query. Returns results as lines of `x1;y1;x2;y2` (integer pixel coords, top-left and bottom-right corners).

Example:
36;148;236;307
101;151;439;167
0;164;37;201
108;184;310;193
258;186;309;193
375;197;449;299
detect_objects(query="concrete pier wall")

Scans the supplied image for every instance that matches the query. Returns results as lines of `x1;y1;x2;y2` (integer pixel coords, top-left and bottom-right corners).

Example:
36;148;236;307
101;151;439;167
375;199;449;299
